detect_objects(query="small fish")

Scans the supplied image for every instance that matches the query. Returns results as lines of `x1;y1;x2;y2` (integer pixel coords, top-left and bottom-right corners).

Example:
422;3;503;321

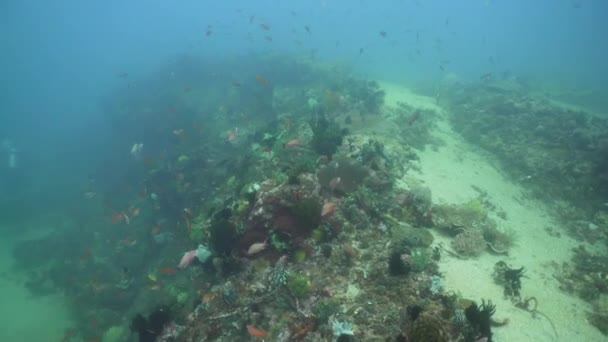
227;127;238;142
247;324;269;338
304;25;311;33
321;202;337;217
178;250;197;269
116;72;128;78
260;146;272;154
265;35;273;42
283;139;303;148
173;129;185;137
159;267;178;274
359;47;364;55
379;31;387;38
83;191;97;199
183;208;193;216
247;240;268;255
329;177;341;191
259;23;270;31
130;142;143;157
232;81;241;87
111;213;125;222
147;273;157;282
205;25;212;36
255;74;268;85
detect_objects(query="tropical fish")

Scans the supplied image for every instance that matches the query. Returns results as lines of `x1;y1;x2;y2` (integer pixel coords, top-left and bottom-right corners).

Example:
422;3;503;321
322;202;337;217
255;75;268;85
130;142;143;157
178;250;197;269
159;267;178;274
247;324;269;338
227;127;238;142
283;139;303;148
111;212;125;222
247;240;268;255
329;177;341;191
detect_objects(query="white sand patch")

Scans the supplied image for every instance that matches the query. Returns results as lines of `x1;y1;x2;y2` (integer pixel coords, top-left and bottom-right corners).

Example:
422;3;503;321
384;84;605;341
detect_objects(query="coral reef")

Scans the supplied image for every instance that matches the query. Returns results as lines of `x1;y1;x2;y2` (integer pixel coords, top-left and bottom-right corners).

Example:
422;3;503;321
451;229;487;257
310;114;347;158
317;157;369;195
408;313;449;342
446;82;608;213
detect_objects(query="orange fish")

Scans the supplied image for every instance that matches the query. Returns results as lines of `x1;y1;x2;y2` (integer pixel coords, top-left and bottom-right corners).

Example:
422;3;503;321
321;202;337;217
247;325;269;338
159;267;177;274
283;139;303;148
255;75;268;86
111;213;124;222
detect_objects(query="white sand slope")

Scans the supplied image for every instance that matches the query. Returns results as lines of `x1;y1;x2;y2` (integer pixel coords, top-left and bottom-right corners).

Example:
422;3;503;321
381;82;605;342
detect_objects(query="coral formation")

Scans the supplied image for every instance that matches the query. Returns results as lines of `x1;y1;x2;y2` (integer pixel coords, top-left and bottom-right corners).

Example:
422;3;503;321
408;313;449;342
317;157;369;194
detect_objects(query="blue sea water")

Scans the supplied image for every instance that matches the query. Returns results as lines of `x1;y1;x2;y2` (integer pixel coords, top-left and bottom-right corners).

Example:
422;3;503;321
1;0;607;341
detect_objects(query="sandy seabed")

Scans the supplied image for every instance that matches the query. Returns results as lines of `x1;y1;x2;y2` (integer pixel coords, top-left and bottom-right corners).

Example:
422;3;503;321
381;81;605;342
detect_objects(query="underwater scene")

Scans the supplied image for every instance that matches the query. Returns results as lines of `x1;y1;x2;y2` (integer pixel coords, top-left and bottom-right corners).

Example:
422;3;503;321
2;1;608;341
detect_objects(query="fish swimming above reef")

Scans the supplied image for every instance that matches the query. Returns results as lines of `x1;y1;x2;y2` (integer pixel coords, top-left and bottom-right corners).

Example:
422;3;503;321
247;240;268;255
130;143;143;158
